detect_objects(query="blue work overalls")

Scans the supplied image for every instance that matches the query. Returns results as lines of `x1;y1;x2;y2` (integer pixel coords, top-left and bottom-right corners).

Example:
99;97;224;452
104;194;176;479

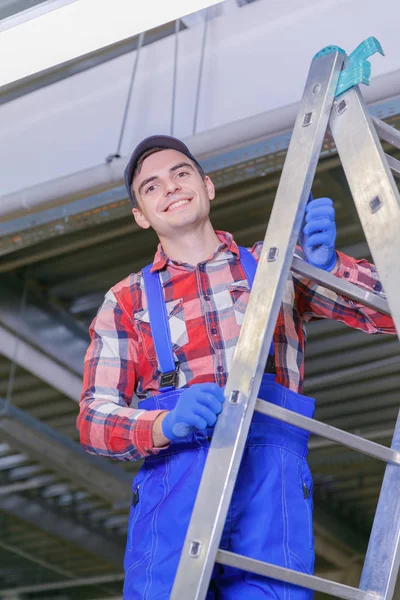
123;248;315;600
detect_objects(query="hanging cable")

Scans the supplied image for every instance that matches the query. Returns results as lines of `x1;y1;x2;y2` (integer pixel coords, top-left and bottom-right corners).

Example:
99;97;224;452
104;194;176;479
193;11;209;135
171;19;180;136
107;30;145;162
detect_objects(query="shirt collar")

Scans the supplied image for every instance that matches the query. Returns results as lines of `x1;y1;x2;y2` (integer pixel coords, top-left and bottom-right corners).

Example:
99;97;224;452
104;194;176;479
150;230;240;273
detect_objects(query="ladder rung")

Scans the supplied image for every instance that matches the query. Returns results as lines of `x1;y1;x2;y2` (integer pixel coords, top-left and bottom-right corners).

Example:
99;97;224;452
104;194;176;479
373;116;400;149
216;550;374;600
385;153;400;179
255;399;400;465
291;257;391;316
309;426;394;450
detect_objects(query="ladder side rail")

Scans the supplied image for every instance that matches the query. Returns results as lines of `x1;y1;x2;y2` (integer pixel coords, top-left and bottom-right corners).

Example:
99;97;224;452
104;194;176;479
330;87;400;337
330;86;400;600
359;411;400;600
170;50;345;600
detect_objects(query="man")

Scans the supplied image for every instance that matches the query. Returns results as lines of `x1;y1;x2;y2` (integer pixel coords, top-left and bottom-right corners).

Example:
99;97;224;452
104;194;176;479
78;135;395;599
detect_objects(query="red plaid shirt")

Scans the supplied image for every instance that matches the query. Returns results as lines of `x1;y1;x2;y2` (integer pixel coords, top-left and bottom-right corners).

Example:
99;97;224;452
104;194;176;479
77;231;395;460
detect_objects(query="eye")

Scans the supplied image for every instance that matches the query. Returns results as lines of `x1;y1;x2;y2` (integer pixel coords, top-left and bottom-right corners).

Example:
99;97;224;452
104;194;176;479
176;170;189;178
145;184;157;194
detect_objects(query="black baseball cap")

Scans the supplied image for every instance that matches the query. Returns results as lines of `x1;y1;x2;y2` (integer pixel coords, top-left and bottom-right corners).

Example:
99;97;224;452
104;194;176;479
124;135;203;205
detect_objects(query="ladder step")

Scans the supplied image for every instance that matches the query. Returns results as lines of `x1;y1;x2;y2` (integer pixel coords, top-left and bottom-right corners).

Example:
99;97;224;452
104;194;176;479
309;426;394;450
373;117;400;149
291;257;390;316
216;550;374;600
385;153;400;179
255;399;400;464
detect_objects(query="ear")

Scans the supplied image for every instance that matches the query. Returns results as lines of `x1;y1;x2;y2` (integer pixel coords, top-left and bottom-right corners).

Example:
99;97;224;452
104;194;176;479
132;207;151;230
205;176;215;201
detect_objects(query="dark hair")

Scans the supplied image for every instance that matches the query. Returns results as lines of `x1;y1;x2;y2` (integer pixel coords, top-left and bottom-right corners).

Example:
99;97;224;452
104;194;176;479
131;147;206;208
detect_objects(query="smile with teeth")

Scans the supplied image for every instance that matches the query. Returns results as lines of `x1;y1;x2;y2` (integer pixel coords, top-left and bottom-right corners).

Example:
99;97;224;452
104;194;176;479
165;199;191;211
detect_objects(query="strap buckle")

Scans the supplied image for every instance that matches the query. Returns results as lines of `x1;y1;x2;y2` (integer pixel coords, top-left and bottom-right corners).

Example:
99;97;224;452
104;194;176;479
265;354;276;375
160;361;180;389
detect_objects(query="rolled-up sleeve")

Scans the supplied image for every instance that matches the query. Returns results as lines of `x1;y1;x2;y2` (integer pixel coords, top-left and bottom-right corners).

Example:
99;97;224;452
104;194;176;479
77;289;165;460
295;249;396;334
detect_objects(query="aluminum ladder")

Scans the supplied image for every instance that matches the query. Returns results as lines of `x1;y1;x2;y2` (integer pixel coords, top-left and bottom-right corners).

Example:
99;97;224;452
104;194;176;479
170;37;400;600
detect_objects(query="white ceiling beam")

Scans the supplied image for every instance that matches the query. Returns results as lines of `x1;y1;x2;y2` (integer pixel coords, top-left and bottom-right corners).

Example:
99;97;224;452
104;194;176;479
0;0;224;87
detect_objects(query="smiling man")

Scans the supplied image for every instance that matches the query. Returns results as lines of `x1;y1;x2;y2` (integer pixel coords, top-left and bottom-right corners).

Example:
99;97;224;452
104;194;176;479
78;135;395;599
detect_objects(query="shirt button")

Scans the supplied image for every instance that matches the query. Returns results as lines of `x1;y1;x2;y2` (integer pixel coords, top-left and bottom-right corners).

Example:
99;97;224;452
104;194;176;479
217;366;224;373
199;264;205;271
211;327;217;335
343;271;350;278
374;281;382;292
204;295;210;301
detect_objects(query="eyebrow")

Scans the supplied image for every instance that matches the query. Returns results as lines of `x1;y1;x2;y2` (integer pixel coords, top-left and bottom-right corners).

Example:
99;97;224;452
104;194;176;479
138;162;195;195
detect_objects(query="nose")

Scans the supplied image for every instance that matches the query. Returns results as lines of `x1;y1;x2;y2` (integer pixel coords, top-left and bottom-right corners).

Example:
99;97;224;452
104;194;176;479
164;177;181;196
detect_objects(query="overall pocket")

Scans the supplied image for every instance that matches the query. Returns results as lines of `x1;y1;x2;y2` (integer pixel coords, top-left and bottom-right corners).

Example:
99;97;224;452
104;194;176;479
283;453;315;575
126;469;151;553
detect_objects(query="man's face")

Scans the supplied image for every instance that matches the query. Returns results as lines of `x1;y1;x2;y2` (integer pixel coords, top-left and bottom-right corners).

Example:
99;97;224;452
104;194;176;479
131;149;215;236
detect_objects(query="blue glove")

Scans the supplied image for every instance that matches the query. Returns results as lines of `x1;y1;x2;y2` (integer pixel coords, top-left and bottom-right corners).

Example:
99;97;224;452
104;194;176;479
161;383;225;441
299;195;337;271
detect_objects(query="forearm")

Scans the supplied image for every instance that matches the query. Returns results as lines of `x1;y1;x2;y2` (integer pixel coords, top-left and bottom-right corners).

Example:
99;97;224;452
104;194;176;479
296;249;396;333
152;412;170;447
77;397;167;460
333;250;396;333
79;289;154;459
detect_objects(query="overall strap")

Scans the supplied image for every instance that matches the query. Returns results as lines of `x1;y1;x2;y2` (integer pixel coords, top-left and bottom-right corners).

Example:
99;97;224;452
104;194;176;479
238;246;275;361
142;265;179;392
142;247;275;392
